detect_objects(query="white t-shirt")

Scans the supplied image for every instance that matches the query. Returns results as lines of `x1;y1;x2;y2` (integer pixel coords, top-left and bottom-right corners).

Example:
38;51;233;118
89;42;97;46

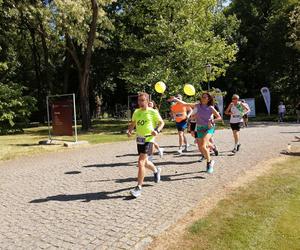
278;104;286;113
230;104;244;123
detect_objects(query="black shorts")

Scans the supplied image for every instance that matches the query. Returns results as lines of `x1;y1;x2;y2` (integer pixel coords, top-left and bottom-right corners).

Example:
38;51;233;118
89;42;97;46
176;119;188;132
137;142;153;155
189;122;196;132
243;114;248;119
230;122;243;131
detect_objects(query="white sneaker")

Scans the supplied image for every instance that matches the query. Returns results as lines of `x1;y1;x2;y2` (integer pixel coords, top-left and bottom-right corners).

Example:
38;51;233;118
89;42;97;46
154;167;161;183
130;186;142;198
158;148;164;158
177;149;183;155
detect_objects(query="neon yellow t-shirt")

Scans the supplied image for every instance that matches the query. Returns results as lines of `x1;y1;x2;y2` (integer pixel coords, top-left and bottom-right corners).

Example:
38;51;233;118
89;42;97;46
132;108;161;142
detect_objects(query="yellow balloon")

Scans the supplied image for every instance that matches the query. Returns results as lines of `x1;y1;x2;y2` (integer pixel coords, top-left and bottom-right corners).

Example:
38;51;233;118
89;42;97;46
154;81;166;94
184;84;196;96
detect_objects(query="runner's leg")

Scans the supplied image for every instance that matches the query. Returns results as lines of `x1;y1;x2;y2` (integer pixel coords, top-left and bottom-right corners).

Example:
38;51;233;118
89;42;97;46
137;153;147;186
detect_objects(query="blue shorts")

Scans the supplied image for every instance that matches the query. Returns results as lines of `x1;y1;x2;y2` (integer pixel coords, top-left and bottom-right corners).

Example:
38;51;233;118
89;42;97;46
196;125;215;138
176;119;188;131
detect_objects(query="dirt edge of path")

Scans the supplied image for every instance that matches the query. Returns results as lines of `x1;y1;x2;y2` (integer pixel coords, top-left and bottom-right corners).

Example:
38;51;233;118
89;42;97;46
148;155;291;250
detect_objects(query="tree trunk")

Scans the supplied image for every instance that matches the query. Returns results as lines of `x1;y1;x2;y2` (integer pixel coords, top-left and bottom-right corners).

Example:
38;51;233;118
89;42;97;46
29;28;42;93
79;72;91;131
66;0;98;131
79;0;99;131
63;37;71;93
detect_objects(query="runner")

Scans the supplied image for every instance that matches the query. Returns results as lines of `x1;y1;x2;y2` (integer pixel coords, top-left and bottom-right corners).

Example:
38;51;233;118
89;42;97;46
127;92;165;198
170;94;192;155
195;101;220;163
241;99;250;127
278;101;286;122
170;93;222;173
148;101;164;160
225;94;250;153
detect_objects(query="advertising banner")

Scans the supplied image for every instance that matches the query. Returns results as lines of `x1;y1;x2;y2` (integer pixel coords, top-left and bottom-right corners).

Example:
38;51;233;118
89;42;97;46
52;99;73;136
244;98;256;117
260;87;271;115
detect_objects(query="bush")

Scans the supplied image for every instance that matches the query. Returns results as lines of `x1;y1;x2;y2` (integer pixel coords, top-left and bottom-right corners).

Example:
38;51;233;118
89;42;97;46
0;82;37;134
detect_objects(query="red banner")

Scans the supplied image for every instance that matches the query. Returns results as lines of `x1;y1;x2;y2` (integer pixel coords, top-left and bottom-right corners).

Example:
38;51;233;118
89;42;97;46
52;100;73;136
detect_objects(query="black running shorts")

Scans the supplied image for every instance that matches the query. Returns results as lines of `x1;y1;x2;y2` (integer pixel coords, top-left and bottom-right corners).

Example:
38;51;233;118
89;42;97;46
230;122;243;131
137;142;153;155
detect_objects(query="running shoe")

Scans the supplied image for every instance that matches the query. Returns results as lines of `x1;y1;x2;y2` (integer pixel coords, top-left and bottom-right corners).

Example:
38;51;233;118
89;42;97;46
213;146;219;156
207;160;215;174
232;148;237;153
177;149;183;155
130;186;142;198
154;167;161;183
198;156;205;162
158;148;164;158
236;144;241;152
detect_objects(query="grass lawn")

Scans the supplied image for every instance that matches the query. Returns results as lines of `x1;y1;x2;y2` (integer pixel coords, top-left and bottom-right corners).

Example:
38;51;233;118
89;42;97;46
0;119;132;161
0;119;227;161
179;157;300;250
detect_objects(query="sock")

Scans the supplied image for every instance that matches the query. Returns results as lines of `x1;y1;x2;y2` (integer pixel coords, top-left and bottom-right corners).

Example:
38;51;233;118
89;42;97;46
153;168;158;174
138;185;142;189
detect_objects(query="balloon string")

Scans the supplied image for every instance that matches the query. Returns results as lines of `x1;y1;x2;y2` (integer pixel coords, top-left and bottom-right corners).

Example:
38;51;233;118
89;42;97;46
158;95;163;111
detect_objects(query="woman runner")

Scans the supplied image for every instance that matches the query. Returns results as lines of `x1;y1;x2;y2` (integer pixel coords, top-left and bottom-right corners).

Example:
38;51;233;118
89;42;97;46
170;93;222;173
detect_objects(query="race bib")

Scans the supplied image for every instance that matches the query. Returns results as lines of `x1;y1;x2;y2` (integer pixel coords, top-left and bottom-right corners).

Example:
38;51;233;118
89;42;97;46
136;136;146;145
176;113;183;117
233;115;241;118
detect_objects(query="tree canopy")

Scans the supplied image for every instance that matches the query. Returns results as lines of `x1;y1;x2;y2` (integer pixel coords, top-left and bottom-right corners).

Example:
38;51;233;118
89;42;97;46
0;0;299;133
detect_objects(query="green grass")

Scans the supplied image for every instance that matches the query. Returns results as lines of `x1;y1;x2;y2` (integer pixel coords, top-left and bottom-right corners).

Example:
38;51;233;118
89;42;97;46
0;119;227;161
182;157;300;250
0;119;133;161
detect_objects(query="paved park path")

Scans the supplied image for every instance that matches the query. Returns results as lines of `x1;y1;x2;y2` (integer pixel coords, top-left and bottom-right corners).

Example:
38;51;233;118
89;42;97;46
0;123;299;249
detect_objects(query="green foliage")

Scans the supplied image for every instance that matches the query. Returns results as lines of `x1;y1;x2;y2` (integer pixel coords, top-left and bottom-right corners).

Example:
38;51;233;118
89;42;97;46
288;3;300;51
115;0;238;95
52;0;115;50
0;83;37;134
221;0;300;110
0;0;298;124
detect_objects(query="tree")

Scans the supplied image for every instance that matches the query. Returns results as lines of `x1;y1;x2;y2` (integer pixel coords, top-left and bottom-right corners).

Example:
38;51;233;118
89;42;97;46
222;0;300;110
0;82;37;134
50;0;116;130
113;0;238;95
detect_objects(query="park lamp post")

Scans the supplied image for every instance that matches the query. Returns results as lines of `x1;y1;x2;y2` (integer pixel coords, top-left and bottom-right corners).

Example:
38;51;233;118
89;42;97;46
205;63;212;91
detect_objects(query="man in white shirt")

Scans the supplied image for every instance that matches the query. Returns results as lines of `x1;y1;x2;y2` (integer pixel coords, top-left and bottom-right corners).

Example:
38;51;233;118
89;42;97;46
278;102;286;122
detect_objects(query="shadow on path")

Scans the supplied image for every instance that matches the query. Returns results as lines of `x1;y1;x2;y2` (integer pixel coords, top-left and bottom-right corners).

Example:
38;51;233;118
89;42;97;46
115;153;137;158
88;171;206;184
280;131;300;134
280;151;300;157
84;161;137;168
64;171;81;175
30;185;153;203
82;160;198;169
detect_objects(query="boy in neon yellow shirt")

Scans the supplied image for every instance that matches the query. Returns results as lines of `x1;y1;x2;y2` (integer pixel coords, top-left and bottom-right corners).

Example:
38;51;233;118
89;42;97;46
127;92;165;198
